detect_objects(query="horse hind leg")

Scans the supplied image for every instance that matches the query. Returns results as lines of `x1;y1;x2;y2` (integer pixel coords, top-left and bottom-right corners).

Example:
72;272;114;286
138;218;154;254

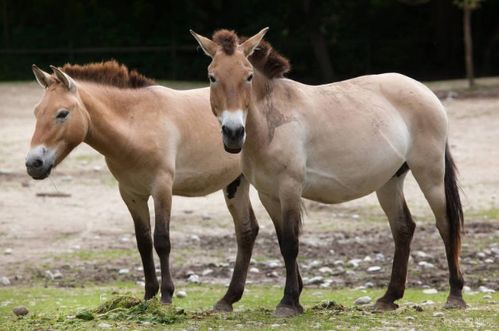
409;144;466;309
374;171;416;311
214;175;259;312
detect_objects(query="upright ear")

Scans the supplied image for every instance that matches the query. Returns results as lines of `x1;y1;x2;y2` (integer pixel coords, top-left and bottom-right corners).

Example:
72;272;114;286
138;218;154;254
239;27;269;57
32;64;54;89
50;65;76;93
190;30;218;57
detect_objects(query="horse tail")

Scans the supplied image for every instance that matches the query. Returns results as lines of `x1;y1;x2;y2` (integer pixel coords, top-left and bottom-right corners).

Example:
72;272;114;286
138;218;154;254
444;143;464;256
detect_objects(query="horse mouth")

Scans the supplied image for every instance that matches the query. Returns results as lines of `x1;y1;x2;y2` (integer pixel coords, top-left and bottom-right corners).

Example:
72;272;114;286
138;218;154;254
224;145;242;154
28;165;53;180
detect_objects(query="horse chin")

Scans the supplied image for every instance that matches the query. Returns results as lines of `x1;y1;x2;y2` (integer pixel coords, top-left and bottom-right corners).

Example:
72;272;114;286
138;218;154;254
29;165;53;180
224;145;242;154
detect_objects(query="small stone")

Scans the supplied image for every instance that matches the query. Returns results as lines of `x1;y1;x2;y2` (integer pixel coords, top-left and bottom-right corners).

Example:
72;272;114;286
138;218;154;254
44;270;54;280
266;261;281;268
406;316;415;321
271;324;281;328
484;258;494;264
423;288;438;294
363;256;372;262
318;267;333;274
53;270;63;279
4;248;12;255
348;259;362;268
98;322;111;328
190;235;200;242
119;236;130;243
413;251;428;258
478;286;495;293
433;312;444;317
201;269;213;276
476;252;486;259
333;260;344;266
249;267;260;273
13;306;29;316
136;281;145;287
267;271;279;278
0;277;10;286
305;276;324;285
422;300;434;306
93;166;103;172
367;266;381;273
187;274;200;284
364;281;374;288
483;294;492;299
374;253;385;261
352;214;360;219
418;261;435;269
176;290;187;298
118;268;129;275
354;296;372;305
463;286;472;293
309;260;321;268
332;266;346;275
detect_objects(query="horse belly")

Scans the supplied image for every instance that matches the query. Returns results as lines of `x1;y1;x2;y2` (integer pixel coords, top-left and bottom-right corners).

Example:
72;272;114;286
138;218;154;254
302;129;409;204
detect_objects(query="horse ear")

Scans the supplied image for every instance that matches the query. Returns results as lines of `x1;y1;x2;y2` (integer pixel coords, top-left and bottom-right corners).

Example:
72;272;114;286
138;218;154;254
50;65;76;93
190;30;218;58
32;64;54;89
239;27;269;57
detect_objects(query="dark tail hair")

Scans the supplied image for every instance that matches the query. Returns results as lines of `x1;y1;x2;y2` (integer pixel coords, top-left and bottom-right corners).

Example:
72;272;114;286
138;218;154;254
444;143;464;252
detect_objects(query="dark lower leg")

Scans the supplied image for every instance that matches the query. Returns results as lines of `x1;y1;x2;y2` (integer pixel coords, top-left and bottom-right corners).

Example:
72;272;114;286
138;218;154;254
376;203;415;310
438;226;466;308
135;223;159;300
154;229;174;304
275;213;302;315
218;207;259;308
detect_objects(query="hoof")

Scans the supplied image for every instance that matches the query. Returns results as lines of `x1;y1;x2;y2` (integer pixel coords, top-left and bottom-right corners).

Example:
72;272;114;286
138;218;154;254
160;296;172;305
213;300;233;312
372;300;399;312
144;284;160;300
274;304;304;317
444;296;467;309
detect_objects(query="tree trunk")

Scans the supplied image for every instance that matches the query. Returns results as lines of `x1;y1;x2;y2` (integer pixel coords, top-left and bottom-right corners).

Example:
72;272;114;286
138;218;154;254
463;5;475;88
302;0;335;82
1;0;10;48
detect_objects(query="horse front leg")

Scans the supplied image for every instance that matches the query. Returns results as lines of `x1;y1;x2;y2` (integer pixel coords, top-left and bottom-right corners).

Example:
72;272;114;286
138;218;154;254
120;187;159;300
152;177;175;304
214;175;259;312
260;189;303;317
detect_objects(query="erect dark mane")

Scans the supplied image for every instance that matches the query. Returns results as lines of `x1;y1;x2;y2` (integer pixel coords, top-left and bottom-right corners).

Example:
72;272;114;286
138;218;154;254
212;29;291;79
243;37;291;79
61;60;155;89
212;29;239;55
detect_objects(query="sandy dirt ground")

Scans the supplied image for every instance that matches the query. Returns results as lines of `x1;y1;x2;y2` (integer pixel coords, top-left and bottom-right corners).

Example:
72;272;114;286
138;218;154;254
0;82;498;292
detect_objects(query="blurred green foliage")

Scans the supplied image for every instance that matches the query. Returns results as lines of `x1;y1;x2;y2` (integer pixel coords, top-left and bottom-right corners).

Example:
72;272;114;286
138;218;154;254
0;0;498;83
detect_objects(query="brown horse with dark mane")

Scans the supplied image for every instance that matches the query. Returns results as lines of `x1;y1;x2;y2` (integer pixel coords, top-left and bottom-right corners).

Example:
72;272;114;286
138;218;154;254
191;28;466;316
26;61;258;311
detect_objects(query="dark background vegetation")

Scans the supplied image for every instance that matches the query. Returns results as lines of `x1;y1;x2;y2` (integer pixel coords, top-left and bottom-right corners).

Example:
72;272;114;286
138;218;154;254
0;0;498;83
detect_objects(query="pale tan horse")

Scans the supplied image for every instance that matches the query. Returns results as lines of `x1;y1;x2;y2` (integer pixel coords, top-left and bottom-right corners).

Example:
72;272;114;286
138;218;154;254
26;61;259;311
191;28;466;316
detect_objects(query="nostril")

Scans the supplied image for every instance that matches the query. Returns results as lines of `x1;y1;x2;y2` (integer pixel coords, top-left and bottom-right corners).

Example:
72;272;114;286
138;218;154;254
222;125;230;135
236;126;245;137
26;158;43;169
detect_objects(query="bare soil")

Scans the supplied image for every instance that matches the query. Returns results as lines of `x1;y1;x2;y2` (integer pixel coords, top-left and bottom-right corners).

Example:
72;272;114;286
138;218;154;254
0;82;498;293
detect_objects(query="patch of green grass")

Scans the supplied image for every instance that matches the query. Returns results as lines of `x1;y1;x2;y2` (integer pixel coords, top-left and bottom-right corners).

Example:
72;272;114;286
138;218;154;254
158;81;207;90
56;248;136;263
0;284;497;330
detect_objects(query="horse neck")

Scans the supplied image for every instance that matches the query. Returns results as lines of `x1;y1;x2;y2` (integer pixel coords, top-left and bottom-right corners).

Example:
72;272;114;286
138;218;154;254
79;83;143;161
246;73;278;148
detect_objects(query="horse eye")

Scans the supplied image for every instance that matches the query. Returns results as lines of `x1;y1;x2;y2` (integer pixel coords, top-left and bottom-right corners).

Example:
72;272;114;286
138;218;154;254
56;110;69;121
246;74;253;82
208;74;216;84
